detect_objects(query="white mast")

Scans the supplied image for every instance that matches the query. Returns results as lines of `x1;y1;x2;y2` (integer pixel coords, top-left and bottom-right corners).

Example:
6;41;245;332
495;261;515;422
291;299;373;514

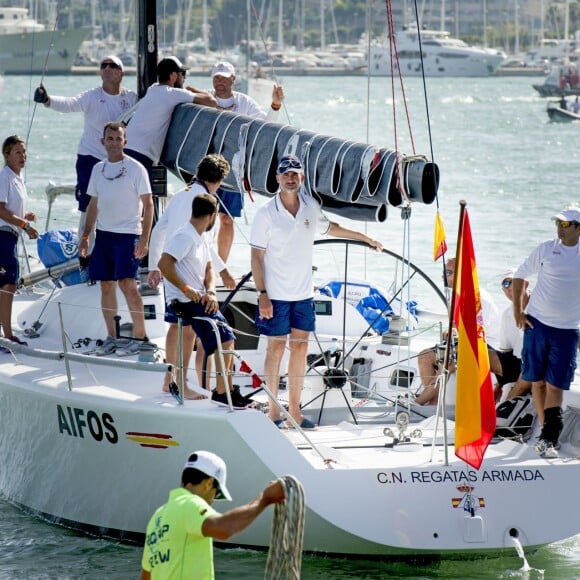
483;0;488;48
320;0;325;49
514;0;519;56
120;0;126;52
202;0;209;51
277;0;284;50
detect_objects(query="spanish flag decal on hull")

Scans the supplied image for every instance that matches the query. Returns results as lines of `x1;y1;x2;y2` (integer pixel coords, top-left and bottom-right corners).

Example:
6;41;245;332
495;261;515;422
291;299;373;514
125;432;180;449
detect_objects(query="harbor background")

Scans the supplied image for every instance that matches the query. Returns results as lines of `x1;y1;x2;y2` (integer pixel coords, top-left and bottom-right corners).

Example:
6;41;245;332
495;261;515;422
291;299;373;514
0;72;579;577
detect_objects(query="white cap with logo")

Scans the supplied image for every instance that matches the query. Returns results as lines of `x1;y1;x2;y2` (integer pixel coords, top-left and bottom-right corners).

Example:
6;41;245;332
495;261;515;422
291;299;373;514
211;61;236;78
184;451;232;500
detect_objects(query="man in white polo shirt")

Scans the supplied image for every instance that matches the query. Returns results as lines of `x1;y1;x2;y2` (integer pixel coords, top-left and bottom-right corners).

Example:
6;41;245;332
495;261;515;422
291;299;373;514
250;155;383;429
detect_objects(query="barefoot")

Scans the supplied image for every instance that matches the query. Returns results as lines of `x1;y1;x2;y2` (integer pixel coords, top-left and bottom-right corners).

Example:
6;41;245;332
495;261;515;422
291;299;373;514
183;386;207;400
163;381;208;401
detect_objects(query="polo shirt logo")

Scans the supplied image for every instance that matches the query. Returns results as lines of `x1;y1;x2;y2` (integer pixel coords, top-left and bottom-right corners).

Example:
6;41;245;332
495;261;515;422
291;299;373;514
304;219;311;228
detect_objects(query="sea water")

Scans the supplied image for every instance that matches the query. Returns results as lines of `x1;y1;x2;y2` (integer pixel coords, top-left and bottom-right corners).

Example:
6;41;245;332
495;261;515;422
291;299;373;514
0;74;579;578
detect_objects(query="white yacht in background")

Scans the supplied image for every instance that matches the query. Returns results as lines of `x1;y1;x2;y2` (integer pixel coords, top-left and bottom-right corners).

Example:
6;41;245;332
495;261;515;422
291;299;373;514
369;25;506;78
0;6;89;75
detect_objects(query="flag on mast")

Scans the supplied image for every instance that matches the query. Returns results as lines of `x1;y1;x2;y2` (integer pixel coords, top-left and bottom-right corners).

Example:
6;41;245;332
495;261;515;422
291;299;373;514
433;210;447;261
453;209;496;470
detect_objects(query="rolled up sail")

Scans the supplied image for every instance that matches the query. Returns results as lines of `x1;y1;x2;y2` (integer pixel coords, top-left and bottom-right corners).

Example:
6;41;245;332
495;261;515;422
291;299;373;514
162;104;439;222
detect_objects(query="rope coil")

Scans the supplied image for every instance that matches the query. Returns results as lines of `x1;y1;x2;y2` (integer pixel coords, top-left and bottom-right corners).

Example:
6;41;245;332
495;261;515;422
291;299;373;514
265;475;305;580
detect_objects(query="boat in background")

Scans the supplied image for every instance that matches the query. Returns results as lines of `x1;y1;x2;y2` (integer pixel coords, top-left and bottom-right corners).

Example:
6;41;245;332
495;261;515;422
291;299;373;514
0;6;89;75
369;25;506;78
533;63;580;97
546;100;580;122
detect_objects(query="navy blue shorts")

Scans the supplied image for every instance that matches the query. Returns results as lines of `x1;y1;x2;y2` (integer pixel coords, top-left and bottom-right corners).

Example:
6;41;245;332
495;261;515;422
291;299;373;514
89;230;140;281
169;300;234;354
521;315;579;390
75;154;100;212
0;231;19;286
255;298;316;336
216;187;243;218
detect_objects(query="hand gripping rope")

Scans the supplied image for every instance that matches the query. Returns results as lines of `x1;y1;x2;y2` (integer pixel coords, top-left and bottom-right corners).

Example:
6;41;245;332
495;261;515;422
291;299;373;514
264;475;305;580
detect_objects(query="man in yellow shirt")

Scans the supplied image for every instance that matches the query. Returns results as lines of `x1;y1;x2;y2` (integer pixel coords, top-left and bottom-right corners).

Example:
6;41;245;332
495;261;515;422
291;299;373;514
141;451;285;579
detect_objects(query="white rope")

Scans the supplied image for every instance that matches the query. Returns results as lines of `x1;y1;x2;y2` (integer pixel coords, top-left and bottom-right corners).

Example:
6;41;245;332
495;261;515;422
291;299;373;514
264;475;305;580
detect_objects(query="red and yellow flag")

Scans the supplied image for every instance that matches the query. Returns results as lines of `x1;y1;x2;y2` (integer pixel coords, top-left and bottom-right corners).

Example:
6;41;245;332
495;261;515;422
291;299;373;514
433;210;447;261
453;210;496;470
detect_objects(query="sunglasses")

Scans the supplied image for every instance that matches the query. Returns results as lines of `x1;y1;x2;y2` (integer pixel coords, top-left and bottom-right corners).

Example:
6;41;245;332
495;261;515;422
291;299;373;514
101;162;127;181
501;279;513;288
278;158;303;173
101;62;121;70
555;219;579;229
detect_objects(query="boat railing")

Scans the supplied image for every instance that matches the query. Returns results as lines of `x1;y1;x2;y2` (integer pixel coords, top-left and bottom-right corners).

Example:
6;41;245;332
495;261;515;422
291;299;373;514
0;323;172;394
178;315;337;468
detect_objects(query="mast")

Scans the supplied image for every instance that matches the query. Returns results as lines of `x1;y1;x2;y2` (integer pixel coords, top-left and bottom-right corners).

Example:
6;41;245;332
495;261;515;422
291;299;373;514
483;0;487;48
202;0;209;51
514;0;519;56
277;0;284;51
135;0;158;98
320;0;325;50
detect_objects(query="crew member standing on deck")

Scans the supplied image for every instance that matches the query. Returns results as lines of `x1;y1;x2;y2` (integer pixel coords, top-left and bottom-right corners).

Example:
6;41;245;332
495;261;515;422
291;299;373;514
34;56;137;251
79;122;153;357
512;206;580;458
141;451;285;580
250;155;383;429
0;136;39;348
209;61;285;262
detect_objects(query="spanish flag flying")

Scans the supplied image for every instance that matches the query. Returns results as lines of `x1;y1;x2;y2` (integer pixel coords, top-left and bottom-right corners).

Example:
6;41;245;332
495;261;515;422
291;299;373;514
433;210;447;261
453;208;496;470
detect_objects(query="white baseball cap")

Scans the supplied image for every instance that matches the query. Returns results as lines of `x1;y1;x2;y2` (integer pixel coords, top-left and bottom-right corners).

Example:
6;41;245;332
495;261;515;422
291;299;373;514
552;207;580;224
184;451;232;500
211;61;236;78
100;55;123;72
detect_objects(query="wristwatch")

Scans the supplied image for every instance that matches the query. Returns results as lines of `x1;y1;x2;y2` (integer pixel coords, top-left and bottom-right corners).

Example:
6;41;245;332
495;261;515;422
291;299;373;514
258;290;267;295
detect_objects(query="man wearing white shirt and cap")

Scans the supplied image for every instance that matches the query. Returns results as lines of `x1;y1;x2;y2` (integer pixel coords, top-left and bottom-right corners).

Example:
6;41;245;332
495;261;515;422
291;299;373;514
141;450;285;580
210;61;285;263
251;155;383;429
125;56;217;178
34;55;138;248
513;206;580;458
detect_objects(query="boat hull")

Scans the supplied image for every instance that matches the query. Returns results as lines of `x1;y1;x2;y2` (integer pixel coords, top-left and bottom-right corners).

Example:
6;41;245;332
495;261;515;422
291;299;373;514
0;28;90;75
1;357;579;557
547;105;580;123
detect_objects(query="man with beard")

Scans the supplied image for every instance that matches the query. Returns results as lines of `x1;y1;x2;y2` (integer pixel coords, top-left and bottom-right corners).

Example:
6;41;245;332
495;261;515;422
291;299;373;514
125;56;217;177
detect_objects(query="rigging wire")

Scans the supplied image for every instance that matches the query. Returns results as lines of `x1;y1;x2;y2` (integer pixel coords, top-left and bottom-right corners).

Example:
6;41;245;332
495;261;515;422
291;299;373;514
26;15;59;145
249;0;291;125
411;0;448;270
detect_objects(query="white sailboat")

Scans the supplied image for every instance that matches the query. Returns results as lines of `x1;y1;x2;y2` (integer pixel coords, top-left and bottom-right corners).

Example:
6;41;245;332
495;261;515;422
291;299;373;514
0;0;579;561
